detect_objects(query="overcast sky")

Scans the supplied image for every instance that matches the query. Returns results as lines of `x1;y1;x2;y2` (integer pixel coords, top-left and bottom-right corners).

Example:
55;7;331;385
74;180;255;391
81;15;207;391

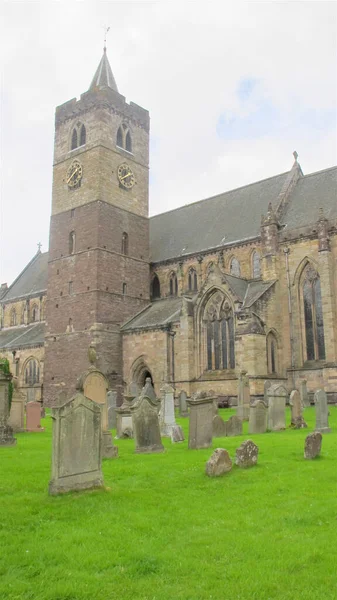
0;0;336;285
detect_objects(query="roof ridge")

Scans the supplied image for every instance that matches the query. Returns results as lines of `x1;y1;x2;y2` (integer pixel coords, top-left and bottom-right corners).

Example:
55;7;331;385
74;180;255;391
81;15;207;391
150;170;291;219
1;252;43;302
301;165;337;179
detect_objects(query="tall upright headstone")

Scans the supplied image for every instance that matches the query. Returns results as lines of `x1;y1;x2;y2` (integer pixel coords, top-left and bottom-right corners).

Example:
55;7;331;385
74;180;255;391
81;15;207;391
314;389;331;433
107;391;117;429
159;384;184;442
26;401;45;432
187;392;214;449
299;379;310;408
0;368;16;446
267;384;287;431
179;390;189;417
78;368;118;458
49;392;104;495
130;382;164;454
237;370;250;421
248;400;268;434
8;389;25;432
289;390;307;428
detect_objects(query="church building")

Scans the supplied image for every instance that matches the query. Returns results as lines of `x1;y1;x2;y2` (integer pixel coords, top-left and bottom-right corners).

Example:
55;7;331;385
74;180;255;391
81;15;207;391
1;49;336;406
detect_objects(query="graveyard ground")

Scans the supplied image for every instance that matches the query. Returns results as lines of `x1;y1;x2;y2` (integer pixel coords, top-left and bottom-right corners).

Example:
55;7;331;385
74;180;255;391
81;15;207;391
1;407;337;600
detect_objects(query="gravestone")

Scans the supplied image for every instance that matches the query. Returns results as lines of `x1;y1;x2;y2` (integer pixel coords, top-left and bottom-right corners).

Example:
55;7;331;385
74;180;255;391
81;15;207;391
8;390;25;432
225;415;243;437
237;370;250;421
299;379;310;408
187;392;214;450
248;400;268;434
26;401;45;432
160;384;184;442
235;440;259;468
289;390;307;429
49;392;104;495
267;384;287;431
304;432;322;459
0;369;16;446
130;385;164;454
205;448;232;477
314;389;331;433
264;380;272;405
116;399;133;438
79;368;118;457
107;391;117;429
212;414;227;437
27;387;36;403
179;390;189;417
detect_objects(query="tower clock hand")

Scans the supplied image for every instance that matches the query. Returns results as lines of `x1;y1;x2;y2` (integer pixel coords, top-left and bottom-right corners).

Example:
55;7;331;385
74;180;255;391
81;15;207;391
120;171;132;180
67;167;79;184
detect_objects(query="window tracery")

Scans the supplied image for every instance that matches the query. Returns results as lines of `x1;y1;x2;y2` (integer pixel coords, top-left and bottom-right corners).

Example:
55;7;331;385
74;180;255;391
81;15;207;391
25;359;40;385
302;265;325;361
230;257;241;277
188;268;198;292
203;292;235;370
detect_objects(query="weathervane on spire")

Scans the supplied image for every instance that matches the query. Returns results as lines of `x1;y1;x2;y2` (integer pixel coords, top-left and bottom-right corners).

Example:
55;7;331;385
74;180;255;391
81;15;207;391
37;242;42;252
103;25;110;51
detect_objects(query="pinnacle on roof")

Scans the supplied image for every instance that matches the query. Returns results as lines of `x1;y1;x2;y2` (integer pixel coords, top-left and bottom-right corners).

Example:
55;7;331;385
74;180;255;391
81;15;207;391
89;47;118;92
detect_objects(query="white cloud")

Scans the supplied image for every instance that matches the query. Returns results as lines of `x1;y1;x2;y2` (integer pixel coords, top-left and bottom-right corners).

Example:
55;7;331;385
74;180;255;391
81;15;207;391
0;0;336;283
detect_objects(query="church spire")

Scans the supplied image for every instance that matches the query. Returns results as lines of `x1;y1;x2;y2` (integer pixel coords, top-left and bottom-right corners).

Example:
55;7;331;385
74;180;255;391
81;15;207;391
89;48;118;93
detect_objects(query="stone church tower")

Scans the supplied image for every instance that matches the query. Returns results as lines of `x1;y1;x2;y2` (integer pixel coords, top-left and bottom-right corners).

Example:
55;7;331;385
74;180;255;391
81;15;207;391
44;48;150;404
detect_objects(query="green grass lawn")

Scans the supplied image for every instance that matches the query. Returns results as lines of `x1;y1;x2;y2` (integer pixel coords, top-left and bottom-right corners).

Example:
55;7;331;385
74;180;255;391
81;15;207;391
1;407;337;600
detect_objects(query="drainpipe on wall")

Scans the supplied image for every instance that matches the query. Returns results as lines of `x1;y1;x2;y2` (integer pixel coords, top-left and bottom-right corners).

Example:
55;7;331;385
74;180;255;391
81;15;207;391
284;248;295;388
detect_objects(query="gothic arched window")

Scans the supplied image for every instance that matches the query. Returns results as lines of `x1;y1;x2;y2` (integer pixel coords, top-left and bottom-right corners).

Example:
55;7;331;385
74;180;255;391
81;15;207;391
188;268;198;292
69;231;75;255
31;305;39;322
70;122;86;150
302;265;325;361
267;331;278;374
121;232;129;255
10;309;16;326
252;251;261;278
204;292;235;370
230;257;241;277
151;274;161;299
169;272;178;297
25;359;40;385
116;123;132;152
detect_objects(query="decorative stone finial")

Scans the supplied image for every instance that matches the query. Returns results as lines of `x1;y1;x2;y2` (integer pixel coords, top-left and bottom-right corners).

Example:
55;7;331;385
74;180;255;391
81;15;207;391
293;150;298;162
88;345;97;365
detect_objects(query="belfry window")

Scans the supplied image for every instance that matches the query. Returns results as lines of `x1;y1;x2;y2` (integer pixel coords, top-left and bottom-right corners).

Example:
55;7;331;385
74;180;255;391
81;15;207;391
169;272;178;297
188;268;198;292
230;257;241;277
25;359;40;385
302;265;325;361
151;274;161;299
70;122;86;150
204;292;235;370
116;124;132;152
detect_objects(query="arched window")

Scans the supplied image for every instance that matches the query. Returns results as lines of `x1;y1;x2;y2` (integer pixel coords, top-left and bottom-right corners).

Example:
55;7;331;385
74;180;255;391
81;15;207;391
204;292;235;370
169;272;178;297
10;309;16;326
267;332;278;374
252;251;261;278
121;232;129;255
116;123;132;152
117;126;123;148
302;265;325;361
69;231;75;254
188;268;198;292
24;359;40;385
31;305;39;322
71;128;78;150
125;130;132;152
151;274;161;299
70;122;86;151
230;257;241;277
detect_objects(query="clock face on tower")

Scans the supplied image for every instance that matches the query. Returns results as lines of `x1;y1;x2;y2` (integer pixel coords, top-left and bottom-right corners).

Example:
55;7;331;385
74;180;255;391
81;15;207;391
67;160;83;189
117;163;136;189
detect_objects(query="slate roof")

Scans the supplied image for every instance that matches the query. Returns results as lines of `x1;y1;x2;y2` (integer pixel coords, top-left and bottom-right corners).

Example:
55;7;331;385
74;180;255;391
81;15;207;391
281;166;337;229
149;171;289;263
122;297;183;331
1;252;48;302
0;323;45;349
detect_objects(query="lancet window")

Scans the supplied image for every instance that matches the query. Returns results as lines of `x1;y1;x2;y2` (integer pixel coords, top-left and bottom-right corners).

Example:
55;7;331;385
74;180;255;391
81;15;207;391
252;251;261;278
70;122;86;150
230;257;241;277
188;268;198;292
151;274;161;299
116;123;132;152
25;359;40;385
169;272;178;297
302;265;325;361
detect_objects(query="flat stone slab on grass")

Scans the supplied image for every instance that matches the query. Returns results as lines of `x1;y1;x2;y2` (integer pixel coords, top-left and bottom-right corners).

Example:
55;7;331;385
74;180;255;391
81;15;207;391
205;448;232;477
304;432;322;459
235;440;259;468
